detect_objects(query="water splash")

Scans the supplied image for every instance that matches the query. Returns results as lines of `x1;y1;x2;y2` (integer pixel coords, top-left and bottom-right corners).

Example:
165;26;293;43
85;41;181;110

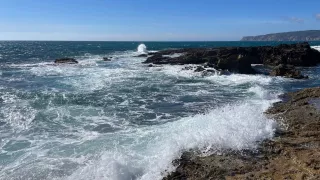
137;44;148;54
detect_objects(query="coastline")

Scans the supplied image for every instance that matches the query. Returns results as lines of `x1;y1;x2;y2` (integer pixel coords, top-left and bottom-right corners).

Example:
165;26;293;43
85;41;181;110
164;87;320;180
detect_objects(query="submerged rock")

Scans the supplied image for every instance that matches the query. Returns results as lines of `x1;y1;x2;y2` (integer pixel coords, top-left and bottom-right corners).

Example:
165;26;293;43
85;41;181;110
201;69;217;76
270;64;308;79
54;58;78;64
194;66;206;72
103;57;112;61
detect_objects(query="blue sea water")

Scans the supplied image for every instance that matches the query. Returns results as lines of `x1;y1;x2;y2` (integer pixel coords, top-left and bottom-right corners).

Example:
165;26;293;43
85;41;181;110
0;41;320;180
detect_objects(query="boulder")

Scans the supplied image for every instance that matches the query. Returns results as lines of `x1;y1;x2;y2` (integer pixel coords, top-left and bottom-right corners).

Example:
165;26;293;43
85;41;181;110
201;69;217;76
194;66;206;72
270;64;308;79
103;57;112;61
216;54;256;74
54;58;78;64
182;66;195;71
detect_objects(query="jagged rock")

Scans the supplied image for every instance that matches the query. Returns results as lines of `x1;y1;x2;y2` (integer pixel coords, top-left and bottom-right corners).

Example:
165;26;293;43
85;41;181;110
201;69;216;76
103;57;112;61
216;54;257;74
270;64;308;79
54;58;78;64
259;42;320;66
143;42;320;75
217;69;231;75
182;66;195;71
194;66;206;72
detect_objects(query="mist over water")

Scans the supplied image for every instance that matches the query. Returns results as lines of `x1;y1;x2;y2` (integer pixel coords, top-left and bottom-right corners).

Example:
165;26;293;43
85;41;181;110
0;41;320;180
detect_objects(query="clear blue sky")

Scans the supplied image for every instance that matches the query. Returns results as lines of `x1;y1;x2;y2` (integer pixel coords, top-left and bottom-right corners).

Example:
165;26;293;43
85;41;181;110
0;0;320;41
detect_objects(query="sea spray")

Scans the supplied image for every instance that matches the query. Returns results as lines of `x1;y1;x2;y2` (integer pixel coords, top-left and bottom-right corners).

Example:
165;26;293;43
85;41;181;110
137;44;148;54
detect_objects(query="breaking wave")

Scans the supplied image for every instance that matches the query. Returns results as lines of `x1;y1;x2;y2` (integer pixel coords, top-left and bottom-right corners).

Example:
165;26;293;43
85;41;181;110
1;41;312;180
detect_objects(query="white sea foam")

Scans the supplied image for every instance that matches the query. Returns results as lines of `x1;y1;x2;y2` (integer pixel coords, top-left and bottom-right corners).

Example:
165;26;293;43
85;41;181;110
137;44;148;54
65;95;277;180
311;45;320;52
0;48;284;180
0;93;37;130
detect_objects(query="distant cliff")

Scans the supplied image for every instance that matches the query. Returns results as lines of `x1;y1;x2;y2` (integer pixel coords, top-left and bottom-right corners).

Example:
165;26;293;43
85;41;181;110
241;30;320;41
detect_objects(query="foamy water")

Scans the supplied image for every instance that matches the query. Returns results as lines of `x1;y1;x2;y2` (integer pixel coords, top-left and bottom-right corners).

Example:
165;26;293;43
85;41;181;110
312;46;320;54
0;42;319;180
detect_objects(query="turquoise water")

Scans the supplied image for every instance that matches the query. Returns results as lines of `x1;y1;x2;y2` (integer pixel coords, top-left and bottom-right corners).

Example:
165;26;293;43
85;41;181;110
0;41;320;180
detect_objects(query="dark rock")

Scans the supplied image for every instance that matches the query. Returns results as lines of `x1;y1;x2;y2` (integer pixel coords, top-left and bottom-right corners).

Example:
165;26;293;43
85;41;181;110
135;54;148;57
270;64;308;79
259;42;320;66
217;69;231;75
148;64;153;67
143;42;320;75
54;58;78;64
182;66;195;71
144;49;218;65
194;66;206;72
201;69;216;76
103;57;111;61
216;54;256;74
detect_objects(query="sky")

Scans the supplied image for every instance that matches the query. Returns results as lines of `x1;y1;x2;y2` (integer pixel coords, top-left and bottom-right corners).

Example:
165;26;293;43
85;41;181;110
0;0;320;41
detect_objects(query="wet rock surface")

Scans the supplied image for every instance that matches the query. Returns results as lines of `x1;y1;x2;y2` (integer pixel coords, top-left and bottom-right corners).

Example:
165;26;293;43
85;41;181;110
270;64;308;79
54;58;78;64
103;57;112;61
164;87;320;180
134;54;148;57
144;42;320;75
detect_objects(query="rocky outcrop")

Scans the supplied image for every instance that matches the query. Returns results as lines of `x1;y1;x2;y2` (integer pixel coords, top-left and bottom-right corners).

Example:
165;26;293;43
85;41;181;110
164;87;320;180
270;64;308;79
54;58;78;64
258;42;320;66
144;42;320;75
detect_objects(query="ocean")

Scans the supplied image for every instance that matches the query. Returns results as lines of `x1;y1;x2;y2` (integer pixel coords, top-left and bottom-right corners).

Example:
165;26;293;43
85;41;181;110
0;41;320;180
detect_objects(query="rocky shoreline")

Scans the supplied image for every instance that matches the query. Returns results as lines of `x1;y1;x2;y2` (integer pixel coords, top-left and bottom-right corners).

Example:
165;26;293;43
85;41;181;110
163;87;320;180
144;42;320;79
